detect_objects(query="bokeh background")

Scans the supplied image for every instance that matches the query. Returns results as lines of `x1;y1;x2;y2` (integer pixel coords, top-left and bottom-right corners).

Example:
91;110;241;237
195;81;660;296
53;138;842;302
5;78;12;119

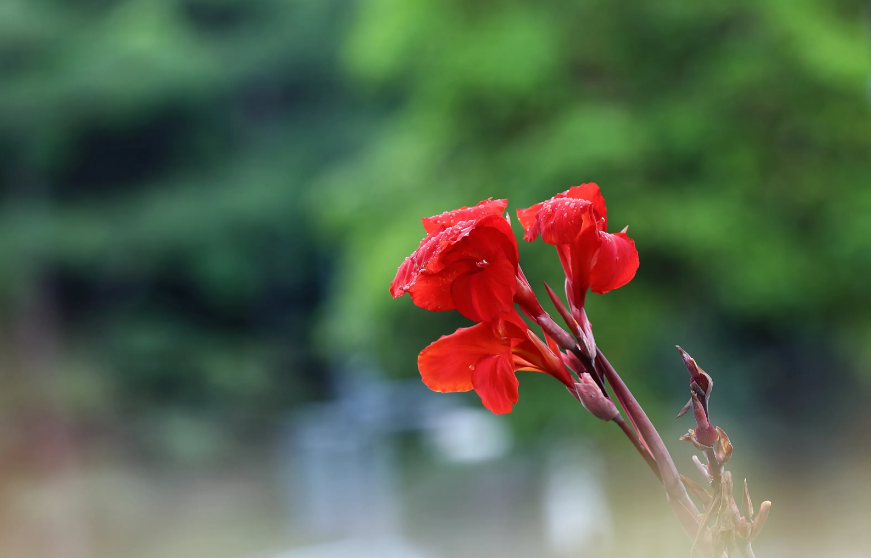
1;1;870;557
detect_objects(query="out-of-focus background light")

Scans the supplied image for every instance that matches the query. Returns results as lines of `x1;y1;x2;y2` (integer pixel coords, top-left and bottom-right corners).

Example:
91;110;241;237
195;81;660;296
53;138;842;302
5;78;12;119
0;1;870;557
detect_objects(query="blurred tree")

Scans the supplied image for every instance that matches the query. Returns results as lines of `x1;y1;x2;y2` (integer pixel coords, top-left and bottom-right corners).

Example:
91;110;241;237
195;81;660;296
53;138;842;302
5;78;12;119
0;0;365;458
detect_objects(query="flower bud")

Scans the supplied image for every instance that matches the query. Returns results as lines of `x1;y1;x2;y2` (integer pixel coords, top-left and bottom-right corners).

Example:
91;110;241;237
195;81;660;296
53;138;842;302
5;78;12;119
524;329;573;388
514;273;577;351
691;392;718;448
572;373;618;421
543;281;583;340
675;346;713;419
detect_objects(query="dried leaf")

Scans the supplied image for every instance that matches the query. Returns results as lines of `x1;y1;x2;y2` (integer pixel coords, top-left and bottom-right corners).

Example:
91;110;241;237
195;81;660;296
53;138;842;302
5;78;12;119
742;478;754;519
749;501;771;542
714;426;732;464
676;397;693;419
681;474;714;510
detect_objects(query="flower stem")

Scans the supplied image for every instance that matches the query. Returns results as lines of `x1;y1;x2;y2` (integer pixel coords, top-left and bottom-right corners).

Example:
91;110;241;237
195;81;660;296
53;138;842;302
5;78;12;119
613;415;661;482
596;349;705;544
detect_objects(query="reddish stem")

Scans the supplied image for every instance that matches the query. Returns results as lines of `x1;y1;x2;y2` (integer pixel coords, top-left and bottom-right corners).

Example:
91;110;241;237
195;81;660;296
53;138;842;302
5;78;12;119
613;415;661;482
596;349;704;543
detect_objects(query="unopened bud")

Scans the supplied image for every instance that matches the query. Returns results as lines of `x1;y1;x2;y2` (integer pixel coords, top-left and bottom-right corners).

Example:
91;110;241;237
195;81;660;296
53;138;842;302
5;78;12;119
514;270;544;317
525;329;573;388
572;373;618;421
536;314;578;351
680;428;714;451
543;281;583;340
514;273;577;351
675;346;713;419
691;393;718;447
565;278;596;359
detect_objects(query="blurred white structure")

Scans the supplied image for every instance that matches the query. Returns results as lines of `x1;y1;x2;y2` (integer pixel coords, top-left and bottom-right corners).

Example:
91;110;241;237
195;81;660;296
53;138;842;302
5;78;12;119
426;407;512;463
543;444;613;557
279;369;512;558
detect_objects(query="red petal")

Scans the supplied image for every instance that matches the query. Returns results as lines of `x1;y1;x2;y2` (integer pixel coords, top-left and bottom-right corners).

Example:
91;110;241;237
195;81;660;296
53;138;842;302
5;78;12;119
422;198;508;234
589;231;639;294
391;215;518;311
516;203;543;236
523;197;594;244
418;322;504;393
450;254;517;321
472;351;519;414
516;183;605;239
564;208;602;308
408;260;475;311
564;183;607;229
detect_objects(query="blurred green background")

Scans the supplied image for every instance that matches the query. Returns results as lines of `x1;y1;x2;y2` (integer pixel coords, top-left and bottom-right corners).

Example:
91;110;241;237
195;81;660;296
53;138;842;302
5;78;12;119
1;0;870;557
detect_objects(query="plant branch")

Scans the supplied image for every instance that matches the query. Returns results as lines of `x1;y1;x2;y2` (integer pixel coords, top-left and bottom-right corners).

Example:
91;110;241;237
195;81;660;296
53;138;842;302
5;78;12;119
596;349;704;542
613;414;661;482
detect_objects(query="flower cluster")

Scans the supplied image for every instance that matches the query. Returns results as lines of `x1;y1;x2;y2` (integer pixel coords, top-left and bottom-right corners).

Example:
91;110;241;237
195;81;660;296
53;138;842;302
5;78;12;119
390;184;638;414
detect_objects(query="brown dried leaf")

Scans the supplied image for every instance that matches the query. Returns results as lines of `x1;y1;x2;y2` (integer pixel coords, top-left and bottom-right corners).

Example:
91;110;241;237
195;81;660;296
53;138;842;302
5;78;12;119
749;501;771;542
742;478;754;519
681;474;714;510
714;426;732;464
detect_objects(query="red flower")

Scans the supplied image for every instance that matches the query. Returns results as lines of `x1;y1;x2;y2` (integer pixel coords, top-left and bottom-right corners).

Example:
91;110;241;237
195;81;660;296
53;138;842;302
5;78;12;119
390;199;519;322
516;184;638;311
417;310;573;414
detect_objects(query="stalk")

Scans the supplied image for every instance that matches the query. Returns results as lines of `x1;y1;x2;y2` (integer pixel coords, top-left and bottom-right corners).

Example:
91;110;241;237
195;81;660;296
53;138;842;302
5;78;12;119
596;350;704;544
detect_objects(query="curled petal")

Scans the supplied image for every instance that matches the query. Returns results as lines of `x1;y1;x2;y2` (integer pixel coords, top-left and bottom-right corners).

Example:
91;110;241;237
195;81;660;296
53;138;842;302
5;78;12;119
516;183;606;236
471;352;519;414
391;214;519;313
588;231;639;294
516;204;542;237
564;183;607;228
417;322;504;393
422;198;508;234
521;197;594;244
565;210;602;307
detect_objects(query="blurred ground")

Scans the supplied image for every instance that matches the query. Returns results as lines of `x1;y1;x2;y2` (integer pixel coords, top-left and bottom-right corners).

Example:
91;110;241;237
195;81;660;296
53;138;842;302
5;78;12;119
2;443;871;558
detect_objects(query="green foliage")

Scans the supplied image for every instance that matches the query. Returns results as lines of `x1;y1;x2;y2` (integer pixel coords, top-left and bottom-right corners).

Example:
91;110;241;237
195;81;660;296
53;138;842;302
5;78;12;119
318;0;871;431
1;0;869;450
0;0;357;447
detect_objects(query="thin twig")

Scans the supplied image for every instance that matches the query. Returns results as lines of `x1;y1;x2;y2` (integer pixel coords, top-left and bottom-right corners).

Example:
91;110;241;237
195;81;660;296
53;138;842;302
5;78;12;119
614;415;662;482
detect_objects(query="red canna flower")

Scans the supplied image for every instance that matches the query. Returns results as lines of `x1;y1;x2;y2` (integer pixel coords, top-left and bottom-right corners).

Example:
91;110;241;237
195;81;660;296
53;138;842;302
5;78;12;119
390;199;520;322
516;183;638;313
417;310;573;414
